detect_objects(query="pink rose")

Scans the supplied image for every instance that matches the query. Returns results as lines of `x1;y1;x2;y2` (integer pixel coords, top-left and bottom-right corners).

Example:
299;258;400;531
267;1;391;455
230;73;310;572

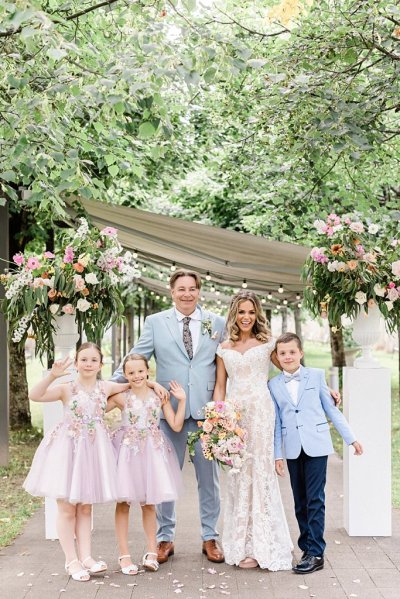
349;222;364;233
44;251;55;259
391;260;400;278
202;420;213;433
26;257;41;270
387;288;399;302
62;304;75;315
73;274;85;290
63;246;74;264
13;253;25;266
100;226;118;237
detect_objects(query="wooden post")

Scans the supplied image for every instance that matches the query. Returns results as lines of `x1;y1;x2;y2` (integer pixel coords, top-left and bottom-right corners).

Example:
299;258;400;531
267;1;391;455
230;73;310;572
281;307;288;333
0;203;9;466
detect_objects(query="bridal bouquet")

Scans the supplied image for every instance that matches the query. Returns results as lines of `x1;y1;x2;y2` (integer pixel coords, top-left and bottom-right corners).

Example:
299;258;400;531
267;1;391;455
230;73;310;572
0;218;140;360
302;213;400;332
187;400;248;473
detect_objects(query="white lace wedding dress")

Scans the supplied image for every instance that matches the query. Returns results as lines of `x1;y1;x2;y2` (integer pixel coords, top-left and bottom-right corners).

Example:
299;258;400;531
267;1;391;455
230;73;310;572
217;341;293;570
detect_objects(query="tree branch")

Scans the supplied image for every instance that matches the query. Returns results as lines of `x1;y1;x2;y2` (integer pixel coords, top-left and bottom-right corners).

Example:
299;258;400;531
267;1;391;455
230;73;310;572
65;0;121;21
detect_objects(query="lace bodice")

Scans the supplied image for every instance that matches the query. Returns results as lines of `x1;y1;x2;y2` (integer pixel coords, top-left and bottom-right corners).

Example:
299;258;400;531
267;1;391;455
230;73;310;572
117;390;164;453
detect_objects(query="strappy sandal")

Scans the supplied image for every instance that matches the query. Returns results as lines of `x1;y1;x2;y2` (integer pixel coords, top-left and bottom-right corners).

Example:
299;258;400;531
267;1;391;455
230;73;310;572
65;559;90;582
143;552;159;571
81;556;107;574
118;554;139;576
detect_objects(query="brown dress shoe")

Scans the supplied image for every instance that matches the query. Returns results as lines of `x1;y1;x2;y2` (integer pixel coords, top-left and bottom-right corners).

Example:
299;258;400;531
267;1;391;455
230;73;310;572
202;540;224;563
157;541;175;564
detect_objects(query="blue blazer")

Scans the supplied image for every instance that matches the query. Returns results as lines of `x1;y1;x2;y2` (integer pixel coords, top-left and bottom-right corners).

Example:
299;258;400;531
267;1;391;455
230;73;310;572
112;306;225;420
268;366;356;460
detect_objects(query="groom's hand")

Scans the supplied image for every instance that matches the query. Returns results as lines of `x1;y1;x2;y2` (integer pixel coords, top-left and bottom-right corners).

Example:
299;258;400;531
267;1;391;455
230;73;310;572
275;459;285;477
330;388;341;406
352;441;363;455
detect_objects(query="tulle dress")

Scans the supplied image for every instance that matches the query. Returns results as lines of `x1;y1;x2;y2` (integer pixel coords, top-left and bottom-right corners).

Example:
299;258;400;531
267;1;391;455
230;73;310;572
112;390;182;505
23;381;118;504
217;342;293;570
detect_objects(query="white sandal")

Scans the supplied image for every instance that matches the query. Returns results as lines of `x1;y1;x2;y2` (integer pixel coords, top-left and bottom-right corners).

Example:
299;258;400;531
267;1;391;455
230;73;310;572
65;559;90;582
118;554;139;575
81;556;107;574
143;552;159;572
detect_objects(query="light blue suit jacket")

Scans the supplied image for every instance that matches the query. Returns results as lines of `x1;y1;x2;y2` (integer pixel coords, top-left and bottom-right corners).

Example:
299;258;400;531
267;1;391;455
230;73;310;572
269;366;356;460
112;306;225;420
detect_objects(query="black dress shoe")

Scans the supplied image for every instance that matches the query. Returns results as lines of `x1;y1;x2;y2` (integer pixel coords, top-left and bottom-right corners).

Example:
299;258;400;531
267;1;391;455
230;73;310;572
293;555;324;574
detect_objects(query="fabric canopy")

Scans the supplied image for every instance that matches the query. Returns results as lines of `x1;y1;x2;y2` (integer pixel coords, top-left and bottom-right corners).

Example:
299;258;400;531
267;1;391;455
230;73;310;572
69;199;310;302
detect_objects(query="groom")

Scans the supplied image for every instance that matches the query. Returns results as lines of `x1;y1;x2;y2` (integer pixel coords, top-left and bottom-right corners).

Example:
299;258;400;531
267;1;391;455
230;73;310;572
112;269;226;563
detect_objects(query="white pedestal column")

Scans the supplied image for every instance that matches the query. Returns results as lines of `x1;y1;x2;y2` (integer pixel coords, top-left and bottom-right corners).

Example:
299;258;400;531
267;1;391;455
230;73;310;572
343;367;391;536
43;315;79;540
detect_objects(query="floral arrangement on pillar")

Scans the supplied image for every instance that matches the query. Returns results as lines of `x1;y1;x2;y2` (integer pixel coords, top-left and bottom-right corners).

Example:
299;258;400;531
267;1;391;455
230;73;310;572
302;213;400;334
0;218;140;360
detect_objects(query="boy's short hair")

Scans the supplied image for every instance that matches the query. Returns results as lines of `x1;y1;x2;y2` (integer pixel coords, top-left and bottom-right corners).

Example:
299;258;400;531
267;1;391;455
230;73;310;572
275;332;303;351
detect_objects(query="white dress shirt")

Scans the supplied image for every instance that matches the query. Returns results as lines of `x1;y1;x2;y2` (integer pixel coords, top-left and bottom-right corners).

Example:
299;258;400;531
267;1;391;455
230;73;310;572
283;367;301;405
175;307;202;355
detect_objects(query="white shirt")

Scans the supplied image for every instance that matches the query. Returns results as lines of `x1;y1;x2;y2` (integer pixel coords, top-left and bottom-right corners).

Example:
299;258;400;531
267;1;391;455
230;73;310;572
283;367;301;405
175;307;202;355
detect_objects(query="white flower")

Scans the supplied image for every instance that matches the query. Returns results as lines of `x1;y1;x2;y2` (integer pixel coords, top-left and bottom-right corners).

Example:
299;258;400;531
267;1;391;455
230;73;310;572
313;219;326;234
374;284;386;297
387;288;399;302
49;304;60;314
76;298;91;312
74;218;89;239
386;301;394;312
349;222;364;233
43;276;55;288
392;260;400;278
355;291;367;305
85;272;99;285
332;224;343;233
327;260;338;272
368;224;380;234
336;261;348;272
78;253;90;267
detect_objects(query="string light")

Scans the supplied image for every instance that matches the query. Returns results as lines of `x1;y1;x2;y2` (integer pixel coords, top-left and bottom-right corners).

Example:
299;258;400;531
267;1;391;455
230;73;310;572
132;249;138;259
296;293;301;300
278;284;284;294
170;262;176;272
142;265;146;271
162;296;167;302
158;272;163;279
138;286;142;292
201;296;205;301
277;304;281;309
267;292;272;300
165;284;170;289
298;302;302;308
210;285;216;293
261;298;266;304
242;279;248;289
217;299;221;305
150;291;154;296
283;298;288;305
206;271;211;281
156;295;160;300
215;290;220;296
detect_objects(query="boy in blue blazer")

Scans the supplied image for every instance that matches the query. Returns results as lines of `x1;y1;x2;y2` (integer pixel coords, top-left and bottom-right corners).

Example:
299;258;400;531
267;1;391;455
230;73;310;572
269;333;363;574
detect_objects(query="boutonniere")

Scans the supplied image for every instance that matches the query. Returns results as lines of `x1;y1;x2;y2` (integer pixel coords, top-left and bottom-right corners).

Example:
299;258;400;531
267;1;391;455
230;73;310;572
201;318;212;336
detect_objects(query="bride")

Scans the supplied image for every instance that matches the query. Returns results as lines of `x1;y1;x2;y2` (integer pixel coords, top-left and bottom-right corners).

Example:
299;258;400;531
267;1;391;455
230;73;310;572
213;290;293;570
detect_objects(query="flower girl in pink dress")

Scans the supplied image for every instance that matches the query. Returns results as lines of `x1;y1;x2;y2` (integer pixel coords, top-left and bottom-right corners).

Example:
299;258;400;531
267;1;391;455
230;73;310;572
108;354;185;575
23;342;132;582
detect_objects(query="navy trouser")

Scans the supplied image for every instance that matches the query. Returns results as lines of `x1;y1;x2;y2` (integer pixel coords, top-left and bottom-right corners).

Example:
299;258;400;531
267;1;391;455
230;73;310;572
286;449;328;557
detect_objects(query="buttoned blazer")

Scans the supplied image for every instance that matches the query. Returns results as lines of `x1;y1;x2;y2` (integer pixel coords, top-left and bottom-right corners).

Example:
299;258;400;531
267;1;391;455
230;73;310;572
113;306;225;420
269;367;356;460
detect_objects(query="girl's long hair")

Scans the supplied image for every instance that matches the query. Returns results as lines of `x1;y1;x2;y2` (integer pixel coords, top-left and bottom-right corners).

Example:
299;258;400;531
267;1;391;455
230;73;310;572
225;291;271;343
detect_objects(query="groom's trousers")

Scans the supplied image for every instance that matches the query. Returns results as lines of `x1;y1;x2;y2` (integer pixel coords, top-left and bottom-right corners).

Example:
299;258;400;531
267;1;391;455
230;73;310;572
157;417;221;542
286;449;328;557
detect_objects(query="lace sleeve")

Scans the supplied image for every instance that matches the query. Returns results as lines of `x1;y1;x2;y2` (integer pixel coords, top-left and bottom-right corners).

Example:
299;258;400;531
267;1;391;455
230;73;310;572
216;344;224;358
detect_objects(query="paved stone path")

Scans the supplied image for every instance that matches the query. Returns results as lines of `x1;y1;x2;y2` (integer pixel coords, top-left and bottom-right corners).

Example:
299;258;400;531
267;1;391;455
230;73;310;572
1;454;400;599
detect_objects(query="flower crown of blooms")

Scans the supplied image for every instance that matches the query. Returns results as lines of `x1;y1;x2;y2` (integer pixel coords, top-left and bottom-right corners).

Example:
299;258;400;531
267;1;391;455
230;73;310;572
0;218;140;360
302;213;400;333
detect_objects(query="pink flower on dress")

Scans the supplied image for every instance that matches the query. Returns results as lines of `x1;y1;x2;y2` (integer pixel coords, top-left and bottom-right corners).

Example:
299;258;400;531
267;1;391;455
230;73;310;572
26;257;41;270
100;226;118;237
44;251;55;259
13;253;25;266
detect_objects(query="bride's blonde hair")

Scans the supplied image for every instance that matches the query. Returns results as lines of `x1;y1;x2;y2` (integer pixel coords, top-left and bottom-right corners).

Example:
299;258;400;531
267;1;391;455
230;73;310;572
225;291;271;343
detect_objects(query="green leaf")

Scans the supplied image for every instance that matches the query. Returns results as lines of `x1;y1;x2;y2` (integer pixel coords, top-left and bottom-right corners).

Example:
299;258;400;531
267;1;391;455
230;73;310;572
47;48;68;61
108;164;119;176
104;154;117;166
0;171;15;182
138;122;157;139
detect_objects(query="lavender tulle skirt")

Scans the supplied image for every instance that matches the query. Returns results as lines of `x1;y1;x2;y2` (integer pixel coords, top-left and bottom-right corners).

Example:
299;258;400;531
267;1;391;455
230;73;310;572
23;423;118;504
112;427;183;505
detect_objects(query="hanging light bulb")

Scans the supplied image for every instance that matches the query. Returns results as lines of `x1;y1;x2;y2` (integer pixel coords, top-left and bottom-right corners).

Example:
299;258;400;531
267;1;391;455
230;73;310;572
296;293;301;300
267;291;272;300
261;297;266;304
215;290;220;296
142;265;146;271
132;249;138;259
217;299;221;305
201;296;205;301
297;302;302;309
156;295;160;300
206;271;211;281
170;262;176;272
138;286;142;292
277;304;281;309
165;284;170;289
278;284;284;294
150;291;154;296
162;296;167;302
242;279;248;289
158;272;163;279
283;298;288;305
210;285;216;293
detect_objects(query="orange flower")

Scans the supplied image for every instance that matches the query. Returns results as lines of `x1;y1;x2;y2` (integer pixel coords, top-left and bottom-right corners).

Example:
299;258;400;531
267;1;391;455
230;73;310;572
331;244;343;255
73;262;84;273
347;260;358;270
81;287;90;296
197;421;203;427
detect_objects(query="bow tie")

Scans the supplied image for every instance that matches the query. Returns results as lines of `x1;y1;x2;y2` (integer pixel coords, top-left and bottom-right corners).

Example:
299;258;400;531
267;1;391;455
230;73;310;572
284;372;301;384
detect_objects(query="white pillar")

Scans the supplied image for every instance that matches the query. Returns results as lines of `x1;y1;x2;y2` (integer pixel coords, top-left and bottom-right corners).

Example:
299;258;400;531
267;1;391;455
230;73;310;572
343;367;391;536
43;315;79;540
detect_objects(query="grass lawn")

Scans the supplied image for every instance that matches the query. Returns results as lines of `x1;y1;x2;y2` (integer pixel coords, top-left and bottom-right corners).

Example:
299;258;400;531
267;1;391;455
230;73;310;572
1;344;399;549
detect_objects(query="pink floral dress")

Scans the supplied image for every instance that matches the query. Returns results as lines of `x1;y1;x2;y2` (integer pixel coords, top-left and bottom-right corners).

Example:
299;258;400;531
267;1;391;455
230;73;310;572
23;381;118;504
112;390;182;505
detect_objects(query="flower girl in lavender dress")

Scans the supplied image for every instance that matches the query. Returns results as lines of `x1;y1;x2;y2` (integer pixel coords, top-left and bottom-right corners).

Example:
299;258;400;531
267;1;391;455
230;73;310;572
108;354;185;575
23;342;131;582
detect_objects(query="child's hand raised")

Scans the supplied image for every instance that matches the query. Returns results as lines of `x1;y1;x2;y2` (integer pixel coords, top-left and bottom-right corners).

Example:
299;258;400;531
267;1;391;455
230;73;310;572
169;381;186;402
51;357;73;379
